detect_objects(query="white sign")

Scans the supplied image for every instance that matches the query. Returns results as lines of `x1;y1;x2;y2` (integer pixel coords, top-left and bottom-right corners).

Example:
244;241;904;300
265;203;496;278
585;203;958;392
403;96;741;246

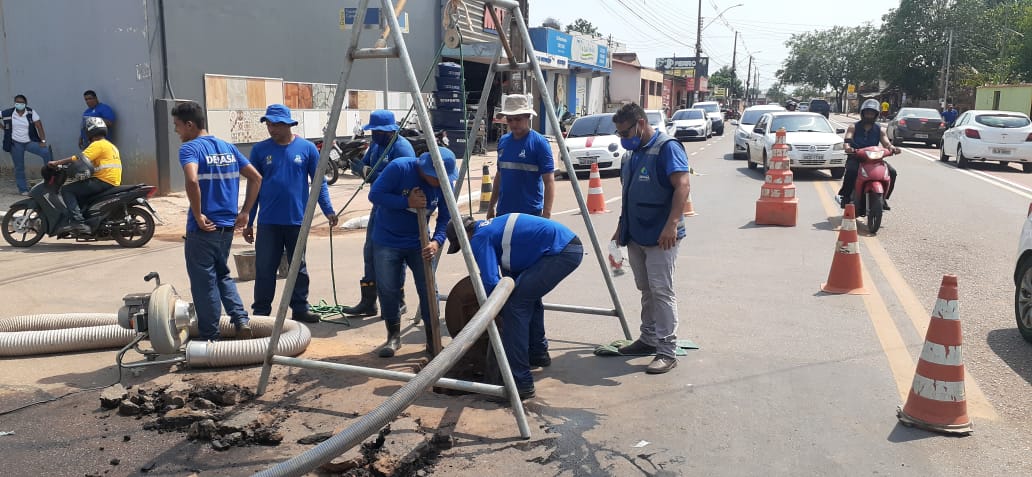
571;36;598;65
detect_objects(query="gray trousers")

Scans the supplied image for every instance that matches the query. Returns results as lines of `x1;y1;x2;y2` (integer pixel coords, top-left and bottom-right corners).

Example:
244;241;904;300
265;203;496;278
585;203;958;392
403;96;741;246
627;239;680;357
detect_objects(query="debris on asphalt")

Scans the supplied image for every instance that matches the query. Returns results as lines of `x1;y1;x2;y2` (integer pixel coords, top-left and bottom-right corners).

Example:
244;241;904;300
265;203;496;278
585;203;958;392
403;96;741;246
0;431;14;436
311;416;454;476
633;440;650;448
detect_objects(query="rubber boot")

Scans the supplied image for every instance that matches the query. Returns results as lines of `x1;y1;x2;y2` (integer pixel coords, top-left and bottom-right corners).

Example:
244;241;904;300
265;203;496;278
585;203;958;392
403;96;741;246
378;321;402;358
341;281;378;317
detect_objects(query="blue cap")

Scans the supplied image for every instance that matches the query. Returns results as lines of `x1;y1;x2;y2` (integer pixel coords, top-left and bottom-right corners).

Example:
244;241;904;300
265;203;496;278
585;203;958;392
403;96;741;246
363;109;400;132
419;148;458;182
260;104;298;125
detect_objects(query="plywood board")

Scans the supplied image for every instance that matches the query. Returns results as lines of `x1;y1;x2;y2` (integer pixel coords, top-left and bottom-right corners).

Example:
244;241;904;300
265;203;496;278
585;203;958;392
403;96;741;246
265;79;284;105
207;110;233;139
205;76;228;110
298;83;314;109
358;90;377;110
246;79;266;109
284;82;300;109
227;78;248;109
313;83;335;110
339;110;361;136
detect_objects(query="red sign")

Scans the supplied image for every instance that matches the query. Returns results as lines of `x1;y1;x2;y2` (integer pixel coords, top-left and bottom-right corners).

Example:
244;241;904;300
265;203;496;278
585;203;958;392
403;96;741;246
482;6;507;34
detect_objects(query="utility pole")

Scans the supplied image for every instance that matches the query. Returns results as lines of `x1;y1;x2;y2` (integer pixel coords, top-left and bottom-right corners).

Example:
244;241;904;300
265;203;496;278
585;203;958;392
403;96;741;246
942;29;953;107
744;55;752;107
730;31;738;102
694;0;702;105
754;69;759;104
508;0;530;94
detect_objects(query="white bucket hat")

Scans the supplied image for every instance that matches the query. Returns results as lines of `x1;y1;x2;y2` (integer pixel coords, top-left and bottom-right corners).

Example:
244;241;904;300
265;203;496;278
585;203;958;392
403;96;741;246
498;94;537;117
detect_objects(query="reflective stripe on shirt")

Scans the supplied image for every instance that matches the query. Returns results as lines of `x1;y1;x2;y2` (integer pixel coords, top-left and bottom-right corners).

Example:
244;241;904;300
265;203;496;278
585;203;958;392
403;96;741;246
95;163;121;170
197;171;240;181
498;161;540;172
500;213;520;270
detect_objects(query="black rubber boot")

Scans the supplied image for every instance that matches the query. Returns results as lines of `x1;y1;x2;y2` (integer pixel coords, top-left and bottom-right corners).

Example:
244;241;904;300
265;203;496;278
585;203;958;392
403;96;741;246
341;281;378;317
378;321;402;358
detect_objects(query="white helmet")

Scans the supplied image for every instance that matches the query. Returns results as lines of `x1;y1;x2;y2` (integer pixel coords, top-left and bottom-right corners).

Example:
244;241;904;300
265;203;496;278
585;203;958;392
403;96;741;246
860;99;880;115
84;116;108;139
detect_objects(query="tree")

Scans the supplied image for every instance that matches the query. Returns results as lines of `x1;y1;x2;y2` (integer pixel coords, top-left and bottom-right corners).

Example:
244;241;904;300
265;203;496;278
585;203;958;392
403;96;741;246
565;18;598;37
779;25;879;110
766;84;788;104
541;17;562;31
708;66;744;98
792;86;825;101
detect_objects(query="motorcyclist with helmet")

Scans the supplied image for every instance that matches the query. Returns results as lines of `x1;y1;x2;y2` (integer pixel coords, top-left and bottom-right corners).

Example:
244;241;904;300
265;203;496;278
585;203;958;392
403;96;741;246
839;99;899;209
47;116;122;234
785;100;798;111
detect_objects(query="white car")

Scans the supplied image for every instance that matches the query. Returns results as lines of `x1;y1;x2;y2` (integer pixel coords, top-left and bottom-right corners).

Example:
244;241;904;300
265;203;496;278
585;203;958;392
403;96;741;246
694;101;725;135
1016;206;1032;343
746;112;847;177
667;108;711;141
557;113;624;177
646;109;669;131
733;105;785;159
940;110;1032;173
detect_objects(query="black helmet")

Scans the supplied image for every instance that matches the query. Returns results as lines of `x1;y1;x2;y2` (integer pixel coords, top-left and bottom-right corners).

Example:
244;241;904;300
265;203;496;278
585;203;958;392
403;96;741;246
85;116;108;139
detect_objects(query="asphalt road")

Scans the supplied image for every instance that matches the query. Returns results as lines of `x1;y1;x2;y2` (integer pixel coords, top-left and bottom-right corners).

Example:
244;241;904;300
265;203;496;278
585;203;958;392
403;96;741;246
2;126;1032;475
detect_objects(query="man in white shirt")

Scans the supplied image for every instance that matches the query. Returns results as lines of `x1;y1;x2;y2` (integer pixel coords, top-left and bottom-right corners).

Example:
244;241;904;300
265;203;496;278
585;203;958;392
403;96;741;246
3;94;53;195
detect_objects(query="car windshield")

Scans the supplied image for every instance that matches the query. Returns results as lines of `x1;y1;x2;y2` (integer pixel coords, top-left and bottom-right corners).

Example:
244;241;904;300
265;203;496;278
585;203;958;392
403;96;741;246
673;110;704;120
741;109;778;125
696;103;720;114
975;114;1031;128
646;112;662;125
898;108;941;119
770;115;834;133
567;115;617;137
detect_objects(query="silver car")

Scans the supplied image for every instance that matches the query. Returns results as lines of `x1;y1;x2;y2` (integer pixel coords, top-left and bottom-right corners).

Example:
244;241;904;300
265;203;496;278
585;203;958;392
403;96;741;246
733;105;785;159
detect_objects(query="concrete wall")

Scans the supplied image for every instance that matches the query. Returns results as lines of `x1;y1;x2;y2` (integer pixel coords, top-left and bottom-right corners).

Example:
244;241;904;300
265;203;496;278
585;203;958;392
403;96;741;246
975;85;1032;116
610;62;641;105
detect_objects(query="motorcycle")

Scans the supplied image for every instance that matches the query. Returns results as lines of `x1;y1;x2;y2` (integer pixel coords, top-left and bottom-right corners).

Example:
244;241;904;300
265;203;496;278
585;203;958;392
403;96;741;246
849;145;894;234
2;165;159;248
313;137;345;185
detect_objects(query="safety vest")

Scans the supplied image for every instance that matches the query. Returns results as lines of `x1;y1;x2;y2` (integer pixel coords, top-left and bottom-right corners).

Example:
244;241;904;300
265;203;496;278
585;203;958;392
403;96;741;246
2;107;40;152
619;132;685;247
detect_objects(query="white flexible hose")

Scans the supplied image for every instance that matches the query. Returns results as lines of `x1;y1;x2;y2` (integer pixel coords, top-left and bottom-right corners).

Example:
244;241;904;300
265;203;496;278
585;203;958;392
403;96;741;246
0;313;310;367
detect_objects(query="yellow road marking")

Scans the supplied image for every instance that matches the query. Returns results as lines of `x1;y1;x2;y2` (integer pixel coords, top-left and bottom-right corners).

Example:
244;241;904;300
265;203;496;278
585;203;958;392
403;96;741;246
813;181;999;419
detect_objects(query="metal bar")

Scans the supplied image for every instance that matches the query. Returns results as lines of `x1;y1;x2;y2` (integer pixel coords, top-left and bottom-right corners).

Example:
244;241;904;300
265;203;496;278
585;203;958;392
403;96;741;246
257;0;372;396
487;5;518;68
351;47;399;59
380;0;530;437
416;208;443;356
255;278;518;477
272;356;504;396
485;0;520;10
510;6;632;339
435;293;617;316
494;62;533;72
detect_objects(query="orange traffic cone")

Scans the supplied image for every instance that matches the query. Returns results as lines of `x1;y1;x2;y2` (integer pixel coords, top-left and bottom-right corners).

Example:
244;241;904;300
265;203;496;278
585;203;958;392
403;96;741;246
682;191;697;217
587;162;609;214
755;128;798;226
897;275;972;435
820;204;868;294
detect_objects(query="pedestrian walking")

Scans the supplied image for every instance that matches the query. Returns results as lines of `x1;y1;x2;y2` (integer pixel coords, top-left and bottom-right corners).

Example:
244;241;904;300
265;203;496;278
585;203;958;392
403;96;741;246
487;94;555;219
446;213;583;399
341;109;417;318
80;90;116;148
368;149;457;357
3;94;53;195
610;103;690;374
243;104;336;324
172;100;262;341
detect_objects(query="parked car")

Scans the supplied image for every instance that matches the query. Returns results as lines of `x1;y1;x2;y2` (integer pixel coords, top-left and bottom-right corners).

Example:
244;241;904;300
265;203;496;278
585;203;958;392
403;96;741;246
646;109;669;131
694;101;725;135
668;108;711;141
807;99;831;118
886;107;945;147
940;110;1032;172
733;105;785;159
797;103;810;112
556;113;624;178
746;112;847;177
1014;205;1032;343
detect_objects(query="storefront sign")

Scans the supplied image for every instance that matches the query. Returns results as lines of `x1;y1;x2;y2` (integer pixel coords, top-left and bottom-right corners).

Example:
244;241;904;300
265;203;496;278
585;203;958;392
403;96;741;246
534;51;568;69
571;36;598;66
596;44;610;69
529;28;572;58
655;57;709;78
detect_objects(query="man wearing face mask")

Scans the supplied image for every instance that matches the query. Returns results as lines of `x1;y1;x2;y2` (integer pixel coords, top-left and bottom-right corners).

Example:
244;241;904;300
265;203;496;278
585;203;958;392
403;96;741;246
839;99;899;209
487;94;555;219
610;103;690;375
341;109;417;318
3;94;53;195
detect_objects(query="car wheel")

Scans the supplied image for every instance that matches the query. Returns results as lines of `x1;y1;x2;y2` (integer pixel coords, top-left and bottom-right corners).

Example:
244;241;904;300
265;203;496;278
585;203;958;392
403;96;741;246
1023;163;1032;173
747;147;757;170
1014;257;1032;343
957;145;969;169
891;133;902;147
939;141;949;161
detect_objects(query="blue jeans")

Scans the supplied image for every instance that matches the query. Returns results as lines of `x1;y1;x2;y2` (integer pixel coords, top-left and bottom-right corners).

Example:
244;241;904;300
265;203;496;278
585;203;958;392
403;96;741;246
184;227;249;341
361;207;377;282
253;224;310;316
373;243;432;326
61;178;112;222
500;242;583;388
10;141;52;193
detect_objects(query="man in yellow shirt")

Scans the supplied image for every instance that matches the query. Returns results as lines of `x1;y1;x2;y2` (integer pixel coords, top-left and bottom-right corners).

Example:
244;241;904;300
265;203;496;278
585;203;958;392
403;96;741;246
880;99;890;120
48;117;122;234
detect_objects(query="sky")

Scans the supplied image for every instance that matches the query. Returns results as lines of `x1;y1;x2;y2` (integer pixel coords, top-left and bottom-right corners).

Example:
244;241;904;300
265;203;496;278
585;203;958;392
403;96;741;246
529;0;903;92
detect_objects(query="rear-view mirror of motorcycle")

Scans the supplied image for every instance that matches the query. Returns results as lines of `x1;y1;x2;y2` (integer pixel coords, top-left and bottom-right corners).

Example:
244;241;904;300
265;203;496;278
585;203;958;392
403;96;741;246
836;128;846;134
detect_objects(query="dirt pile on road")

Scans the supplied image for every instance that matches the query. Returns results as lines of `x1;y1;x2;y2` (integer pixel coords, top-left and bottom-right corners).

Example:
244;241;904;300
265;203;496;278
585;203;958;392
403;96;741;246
306;415;454;477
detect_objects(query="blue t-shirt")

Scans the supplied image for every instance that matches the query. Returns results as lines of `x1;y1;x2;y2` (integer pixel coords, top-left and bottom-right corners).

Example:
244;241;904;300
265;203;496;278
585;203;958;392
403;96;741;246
248;137;334;226
369;158;450;250
81;103;116;143
360;135;416;183
495;129;553;215
470;213;577;294
179;136;250;233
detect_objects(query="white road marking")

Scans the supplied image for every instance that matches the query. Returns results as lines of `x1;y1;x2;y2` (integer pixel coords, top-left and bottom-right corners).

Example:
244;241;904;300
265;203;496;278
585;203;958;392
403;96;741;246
553;196;622;216
903;148;1032;199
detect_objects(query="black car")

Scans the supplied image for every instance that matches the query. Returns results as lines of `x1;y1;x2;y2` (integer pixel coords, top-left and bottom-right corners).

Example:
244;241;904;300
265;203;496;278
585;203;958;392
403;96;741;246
886;107;945;147
807;99;830;118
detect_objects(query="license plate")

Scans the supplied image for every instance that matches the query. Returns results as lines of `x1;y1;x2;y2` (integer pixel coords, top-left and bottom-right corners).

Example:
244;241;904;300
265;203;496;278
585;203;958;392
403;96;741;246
802;154;823;161
914;133;929;138
578;156;598;165
992;148;1012;155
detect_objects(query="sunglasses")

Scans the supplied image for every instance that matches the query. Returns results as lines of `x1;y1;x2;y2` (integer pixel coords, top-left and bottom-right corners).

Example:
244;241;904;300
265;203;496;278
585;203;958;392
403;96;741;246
615;122;639;138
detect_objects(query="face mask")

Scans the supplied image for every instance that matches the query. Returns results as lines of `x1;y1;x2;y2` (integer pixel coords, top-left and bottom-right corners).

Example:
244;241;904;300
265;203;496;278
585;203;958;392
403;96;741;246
14;103;25;111
373;133;390;146
620;124;642;151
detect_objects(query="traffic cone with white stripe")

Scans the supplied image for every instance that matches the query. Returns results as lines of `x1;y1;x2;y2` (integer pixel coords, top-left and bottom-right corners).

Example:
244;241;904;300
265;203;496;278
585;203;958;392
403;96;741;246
897;274;973;435
820;204;868;294
682;191;697;217
587;162;609;214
